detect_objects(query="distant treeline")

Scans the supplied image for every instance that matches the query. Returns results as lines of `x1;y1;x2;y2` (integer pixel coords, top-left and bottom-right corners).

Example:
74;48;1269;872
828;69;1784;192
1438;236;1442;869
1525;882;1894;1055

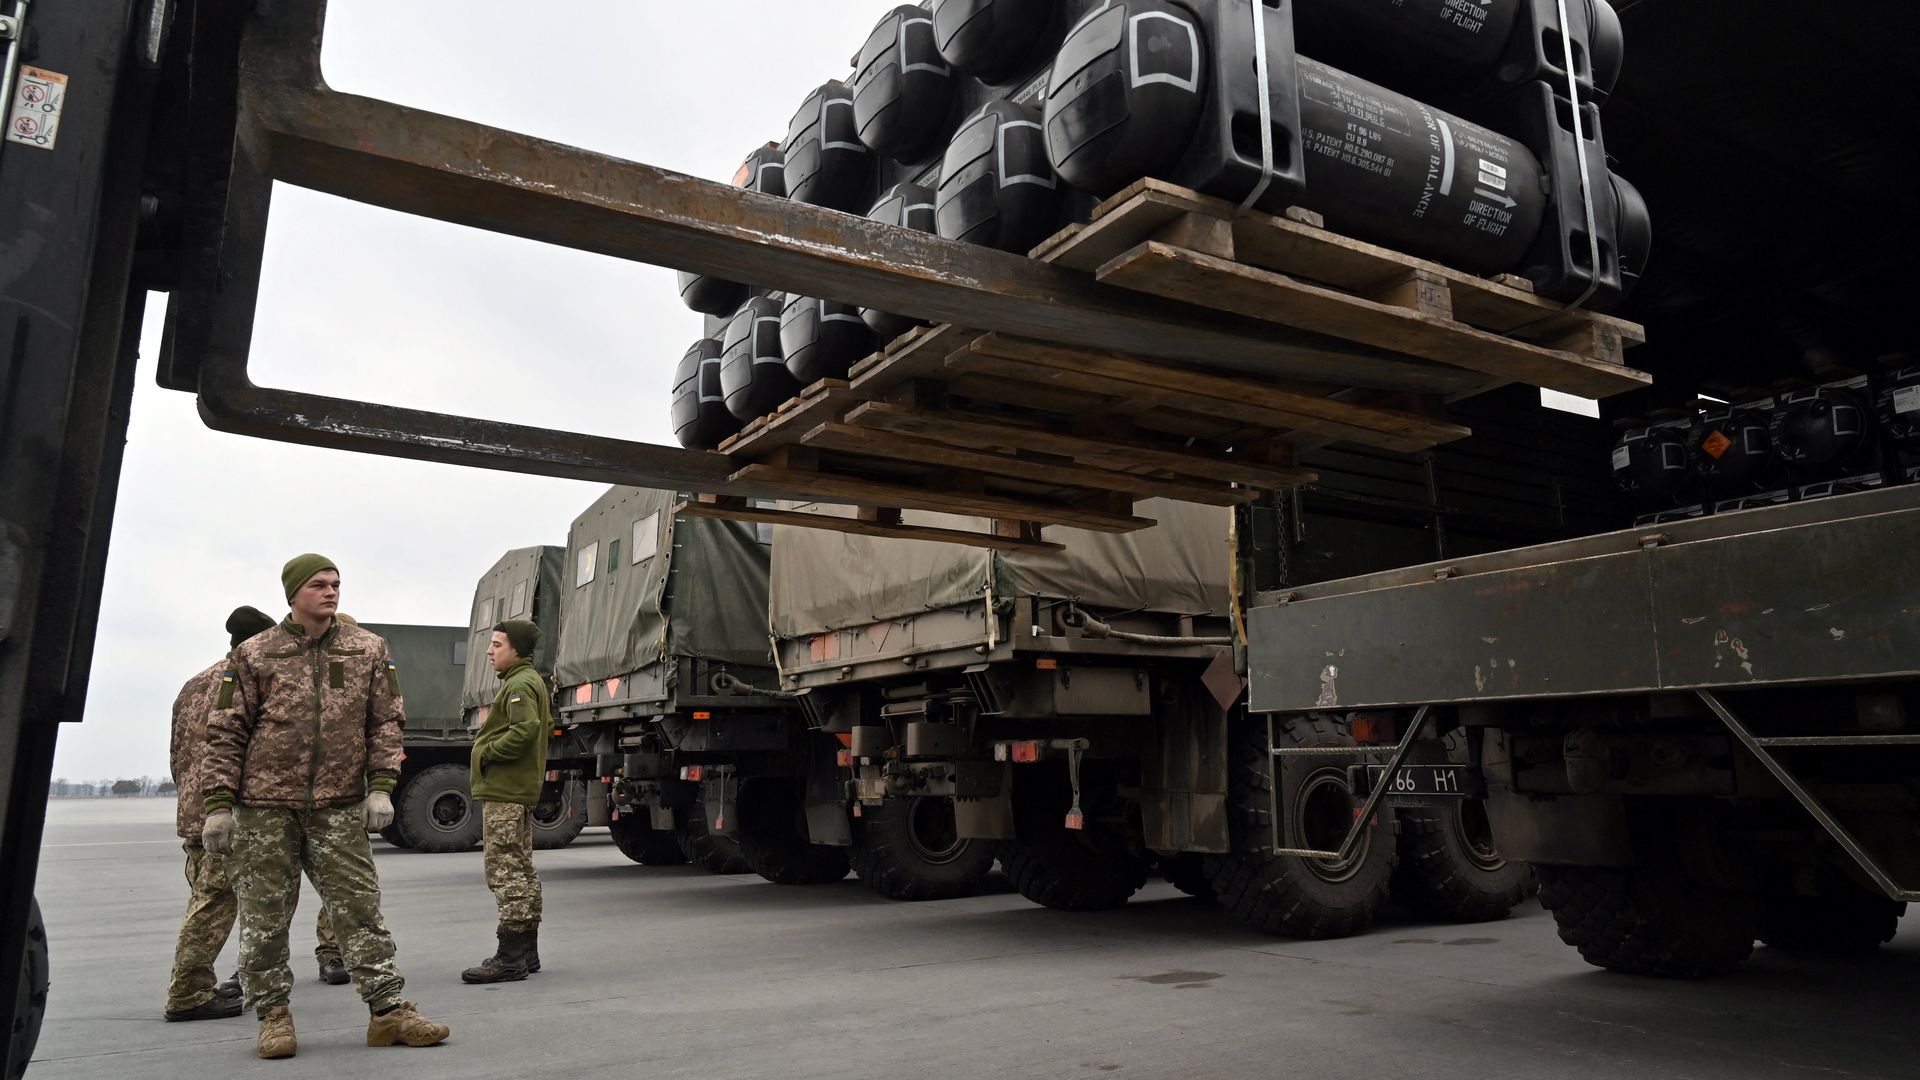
49;776;174;798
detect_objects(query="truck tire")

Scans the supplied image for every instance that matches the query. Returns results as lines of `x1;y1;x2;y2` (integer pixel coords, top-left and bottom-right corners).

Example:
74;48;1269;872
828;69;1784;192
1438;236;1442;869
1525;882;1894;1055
531;779;588;850
395;763;482;853
735;778;850;885
608;812;688;865
1535;859;1757;977
1002;761;1151;911
378;823;409;848
1159;853;1214;899
851;797;998;901
1205;714;1396;938
7;898;47;1079
675;803;750;875
1758;886;1904;953
1393;800;1532;922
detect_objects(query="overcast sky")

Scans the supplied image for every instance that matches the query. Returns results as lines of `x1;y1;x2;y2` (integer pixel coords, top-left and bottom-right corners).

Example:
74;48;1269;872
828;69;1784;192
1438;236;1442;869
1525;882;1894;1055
54;0;894;782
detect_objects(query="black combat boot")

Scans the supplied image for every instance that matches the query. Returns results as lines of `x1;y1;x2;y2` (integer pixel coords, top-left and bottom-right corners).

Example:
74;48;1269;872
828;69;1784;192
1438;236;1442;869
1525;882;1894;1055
216;972;241;999
525;925;541;974
164;994;243;1022
317;957;350;985
460;926;533;984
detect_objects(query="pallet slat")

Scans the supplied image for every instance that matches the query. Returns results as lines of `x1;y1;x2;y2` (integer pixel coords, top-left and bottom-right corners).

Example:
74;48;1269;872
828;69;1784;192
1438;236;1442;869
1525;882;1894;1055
845;401;1317;490
727;463;1158;533
674;499;1065;554
1095;242;1650;399
957;334;1470;451
801;421;1254;507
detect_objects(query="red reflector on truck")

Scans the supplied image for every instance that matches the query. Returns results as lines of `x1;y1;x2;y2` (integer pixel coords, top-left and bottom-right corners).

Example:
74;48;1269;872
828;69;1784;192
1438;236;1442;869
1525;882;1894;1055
681;766;704;782
1011;741;1041;763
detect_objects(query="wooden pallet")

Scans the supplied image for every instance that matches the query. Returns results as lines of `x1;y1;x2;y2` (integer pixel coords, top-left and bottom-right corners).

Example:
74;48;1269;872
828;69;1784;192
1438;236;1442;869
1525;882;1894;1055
700;179;1647;549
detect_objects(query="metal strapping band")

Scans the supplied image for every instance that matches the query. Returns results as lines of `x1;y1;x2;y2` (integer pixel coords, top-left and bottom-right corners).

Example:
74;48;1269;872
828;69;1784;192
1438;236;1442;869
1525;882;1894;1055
1556;0;1602;312
1237;0;1275;215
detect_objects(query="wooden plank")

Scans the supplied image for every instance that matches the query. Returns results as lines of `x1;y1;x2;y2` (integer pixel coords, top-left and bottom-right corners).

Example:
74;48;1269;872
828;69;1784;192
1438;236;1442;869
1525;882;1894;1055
1096;242;1651;399
845;401;1317;490
1059;179;1645;355
727;464;1156;533
961;335;1471;450
718;384;866;459
850;323;982;387
673;500;1065;554
801;422;1254;506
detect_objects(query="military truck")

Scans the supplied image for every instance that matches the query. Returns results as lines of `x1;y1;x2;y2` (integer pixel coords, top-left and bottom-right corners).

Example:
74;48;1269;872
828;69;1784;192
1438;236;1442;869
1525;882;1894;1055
371;548;595;852
549;486;800;878
354;622;470;849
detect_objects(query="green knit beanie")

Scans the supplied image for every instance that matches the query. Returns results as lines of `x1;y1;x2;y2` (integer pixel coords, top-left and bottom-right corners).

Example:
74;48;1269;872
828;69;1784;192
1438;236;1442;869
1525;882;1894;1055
495;619;540;659
281;553;337;602
225;605;276;647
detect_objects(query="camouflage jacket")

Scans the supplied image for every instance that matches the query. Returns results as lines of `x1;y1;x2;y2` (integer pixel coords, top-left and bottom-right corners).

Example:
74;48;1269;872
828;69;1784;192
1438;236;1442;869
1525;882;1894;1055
202;619;405;812
170;659;226;838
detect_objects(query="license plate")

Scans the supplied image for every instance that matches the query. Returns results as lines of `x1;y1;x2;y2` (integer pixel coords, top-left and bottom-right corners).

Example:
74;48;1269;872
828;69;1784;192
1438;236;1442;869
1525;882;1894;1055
1355;764;1471;798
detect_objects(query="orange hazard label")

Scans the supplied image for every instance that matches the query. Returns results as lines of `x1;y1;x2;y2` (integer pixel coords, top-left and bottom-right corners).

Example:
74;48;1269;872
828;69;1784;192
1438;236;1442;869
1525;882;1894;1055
1700;429;1733;459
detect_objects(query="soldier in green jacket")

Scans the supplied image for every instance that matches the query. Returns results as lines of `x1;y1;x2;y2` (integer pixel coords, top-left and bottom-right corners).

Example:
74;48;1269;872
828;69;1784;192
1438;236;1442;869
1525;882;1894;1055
462;619;553;984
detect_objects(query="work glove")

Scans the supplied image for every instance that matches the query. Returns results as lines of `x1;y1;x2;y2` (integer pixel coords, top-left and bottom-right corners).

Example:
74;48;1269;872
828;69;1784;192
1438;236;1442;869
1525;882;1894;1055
362;790;394;832
202;810;236;855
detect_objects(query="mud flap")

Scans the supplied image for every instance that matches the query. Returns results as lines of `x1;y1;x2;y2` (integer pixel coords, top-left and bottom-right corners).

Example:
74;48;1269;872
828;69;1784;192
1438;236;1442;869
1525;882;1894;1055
1141;681;1231;853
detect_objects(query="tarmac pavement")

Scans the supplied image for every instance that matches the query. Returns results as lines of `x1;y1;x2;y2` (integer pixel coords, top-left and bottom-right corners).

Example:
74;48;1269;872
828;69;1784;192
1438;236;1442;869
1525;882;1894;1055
25;797;1920;1079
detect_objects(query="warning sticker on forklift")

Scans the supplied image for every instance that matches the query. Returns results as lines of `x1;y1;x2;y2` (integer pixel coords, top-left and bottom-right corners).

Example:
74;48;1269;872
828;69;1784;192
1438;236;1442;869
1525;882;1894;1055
6;67;67;150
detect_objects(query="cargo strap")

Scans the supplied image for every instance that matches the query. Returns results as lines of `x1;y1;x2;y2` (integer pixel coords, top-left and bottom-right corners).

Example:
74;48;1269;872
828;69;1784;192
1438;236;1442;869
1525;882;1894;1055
1554;0;1602;313
1236;0;1275;215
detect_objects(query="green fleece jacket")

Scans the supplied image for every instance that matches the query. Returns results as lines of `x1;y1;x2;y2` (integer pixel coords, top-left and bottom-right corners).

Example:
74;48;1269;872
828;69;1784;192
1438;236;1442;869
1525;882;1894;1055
470;659;552;806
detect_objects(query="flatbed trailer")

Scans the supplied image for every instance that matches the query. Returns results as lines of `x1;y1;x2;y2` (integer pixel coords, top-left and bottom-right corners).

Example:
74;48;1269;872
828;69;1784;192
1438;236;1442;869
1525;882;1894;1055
1244;483;1920;975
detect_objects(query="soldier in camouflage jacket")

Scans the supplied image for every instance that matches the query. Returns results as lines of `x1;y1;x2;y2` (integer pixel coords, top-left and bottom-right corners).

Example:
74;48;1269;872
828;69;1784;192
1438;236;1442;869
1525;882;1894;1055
199;554;448;1059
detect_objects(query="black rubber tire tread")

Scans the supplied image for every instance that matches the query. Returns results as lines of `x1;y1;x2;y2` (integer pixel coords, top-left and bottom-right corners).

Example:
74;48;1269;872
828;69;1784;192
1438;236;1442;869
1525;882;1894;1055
1003;762;1151;912
7;898;47;1079
735;778;850;885
530;779;588;850
1159;853;1215;899
1535;857;1758;978
608;812;690;865
1758;888;1904;953
851;798;998;901
1393;806;1531;923
675;802;750;875
1203;713;1397;939
395;763;482;853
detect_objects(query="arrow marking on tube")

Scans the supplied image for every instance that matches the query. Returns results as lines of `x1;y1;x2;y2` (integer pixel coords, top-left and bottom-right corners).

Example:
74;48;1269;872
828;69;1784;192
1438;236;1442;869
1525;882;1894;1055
1474;188;1517;208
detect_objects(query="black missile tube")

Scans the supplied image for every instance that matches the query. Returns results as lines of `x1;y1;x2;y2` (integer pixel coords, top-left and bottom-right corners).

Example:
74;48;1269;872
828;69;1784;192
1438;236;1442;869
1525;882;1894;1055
671;338;739;450
783;80;874;212
781;292;875;385
719;295;799;422
861;183;939;342
854;5;961;164
1289;0;1623;109
677;145;786;316
1043;0;1647;307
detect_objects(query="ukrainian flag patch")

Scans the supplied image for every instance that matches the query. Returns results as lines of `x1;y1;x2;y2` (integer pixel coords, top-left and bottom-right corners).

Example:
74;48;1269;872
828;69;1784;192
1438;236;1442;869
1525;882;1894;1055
508;694;524;703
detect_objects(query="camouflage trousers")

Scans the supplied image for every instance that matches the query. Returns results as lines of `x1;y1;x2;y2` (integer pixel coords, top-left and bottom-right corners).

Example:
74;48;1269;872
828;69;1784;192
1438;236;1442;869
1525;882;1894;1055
165;842;239;1012
229;806;405;1014
166;843;343;1011
482;802;542;930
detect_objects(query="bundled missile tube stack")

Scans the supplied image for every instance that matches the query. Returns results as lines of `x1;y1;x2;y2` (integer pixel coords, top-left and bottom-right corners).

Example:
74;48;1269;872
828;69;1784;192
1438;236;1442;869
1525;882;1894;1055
671;0;1651;451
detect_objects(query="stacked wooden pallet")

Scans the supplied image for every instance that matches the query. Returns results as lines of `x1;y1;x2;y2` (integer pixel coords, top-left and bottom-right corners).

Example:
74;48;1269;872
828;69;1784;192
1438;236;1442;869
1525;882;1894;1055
684;179;1648;552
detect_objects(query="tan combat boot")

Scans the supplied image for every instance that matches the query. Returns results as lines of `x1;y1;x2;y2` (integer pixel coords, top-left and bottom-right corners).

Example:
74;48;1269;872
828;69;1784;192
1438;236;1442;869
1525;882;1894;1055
365;1001;450;1047
256;1006;297;1059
